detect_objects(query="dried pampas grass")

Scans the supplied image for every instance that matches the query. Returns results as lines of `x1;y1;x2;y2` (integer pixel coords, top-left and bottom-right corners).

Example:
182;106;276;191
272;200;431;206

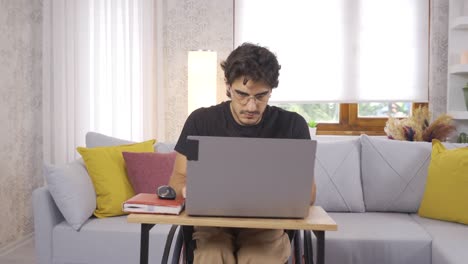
384;106;456;142
422;115;457;142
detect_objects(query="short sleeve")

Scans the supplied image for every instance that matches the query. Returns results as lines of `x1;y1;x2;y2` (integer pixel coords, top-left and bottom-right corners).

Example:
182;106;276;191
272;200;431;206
293;113;311;139
174;110;200;156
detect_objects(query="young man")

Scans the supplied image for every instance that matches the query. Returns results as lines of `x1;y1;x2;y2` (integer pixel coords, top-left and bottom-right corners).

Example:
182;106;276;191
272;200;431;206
169;43;317;264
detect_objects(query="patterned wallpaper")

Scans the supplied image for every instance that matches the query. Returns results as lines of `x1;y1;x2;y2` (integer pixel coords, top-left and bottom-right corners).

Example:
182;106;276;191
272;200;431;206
430;0;449;120
429;0;468;137
162;0;233;142
0;0;43;249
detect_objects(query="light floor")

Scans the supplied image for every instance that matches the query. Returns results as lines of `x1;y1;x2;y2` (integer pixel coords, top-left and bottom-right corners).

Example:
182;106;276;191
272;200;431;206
0;238;36;264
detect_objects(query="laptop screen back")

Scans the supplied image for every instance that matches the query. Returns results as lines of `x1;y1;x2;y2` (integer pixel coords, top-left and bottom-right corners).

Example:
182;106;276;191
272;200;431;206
185;136;317;218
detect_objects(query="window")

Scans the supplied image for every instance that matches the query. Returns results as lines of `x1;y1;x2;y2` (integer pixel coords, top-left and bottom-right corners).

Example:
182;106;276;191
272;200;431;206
271;102;427;135
235;0;429;135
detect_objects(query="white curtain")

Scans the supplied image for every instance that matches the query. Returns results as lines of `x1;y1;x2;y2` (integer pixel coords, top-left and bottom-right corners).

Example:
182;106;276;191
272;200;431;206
43;0;156;164
235;0;429;103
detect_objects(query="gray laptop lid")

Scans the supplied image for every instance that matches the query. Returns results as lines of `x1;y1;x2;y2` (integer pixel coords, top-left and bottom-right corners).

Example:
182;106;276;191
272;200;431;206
185;136;317;218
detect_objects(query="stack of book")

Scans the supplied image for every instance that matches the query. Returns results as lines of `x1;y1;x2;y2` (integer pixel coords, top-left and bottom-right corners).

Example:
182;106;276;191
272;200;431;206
123;193;185;215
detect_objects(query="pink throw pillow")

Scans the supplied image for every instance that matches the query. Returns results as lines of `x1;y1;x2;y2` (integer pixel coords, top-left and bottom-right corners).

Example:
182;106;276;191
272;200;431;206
123;152;176;194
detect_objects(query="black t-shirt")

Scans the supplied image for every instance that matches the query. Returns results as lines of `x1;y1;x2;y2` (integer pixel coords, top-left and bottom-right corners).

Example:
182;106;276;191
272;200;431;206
175;101;310;156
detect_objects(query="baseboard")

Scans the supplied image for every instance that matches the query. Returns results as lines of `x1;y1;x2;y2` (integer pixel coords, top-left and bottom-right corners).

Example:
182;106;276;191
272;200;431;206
0;232;34;257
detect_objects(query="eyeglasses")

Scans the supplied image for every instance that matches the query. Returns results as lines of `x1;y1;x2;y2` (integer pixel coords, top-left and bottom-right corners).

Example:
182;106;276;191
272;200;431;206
231;89;271;105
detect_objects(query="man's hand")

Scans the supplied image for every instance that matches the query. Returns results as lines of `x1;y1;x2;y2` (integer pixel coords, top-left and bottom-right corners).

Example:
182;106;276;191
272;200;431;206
310;181;316;205
168;152;188;199
182;186;186;198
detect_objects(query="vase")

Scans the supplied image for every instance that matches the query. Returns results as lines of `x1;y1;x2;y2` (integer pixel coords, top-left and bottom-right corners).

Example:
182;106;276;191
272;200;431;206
309;127;317;136
461;51;468;64
464;87;468;110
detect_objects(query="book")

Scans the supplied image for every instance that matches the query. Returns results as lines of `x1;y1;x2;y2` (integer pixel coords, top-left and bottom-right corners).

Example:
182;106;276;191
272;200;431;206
123;193;185;215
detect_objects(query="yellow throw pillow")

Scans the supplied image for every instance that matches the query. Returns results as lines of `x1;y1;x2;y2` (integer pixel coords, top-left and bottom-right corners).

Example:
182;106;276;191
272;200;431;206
77;139;155;218
418;140;468;225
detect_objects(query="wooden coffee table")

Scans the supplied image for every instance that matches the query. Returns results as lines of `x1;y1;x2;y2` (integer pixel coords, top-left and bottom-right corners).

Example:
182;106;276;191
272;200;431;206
128;205;337;264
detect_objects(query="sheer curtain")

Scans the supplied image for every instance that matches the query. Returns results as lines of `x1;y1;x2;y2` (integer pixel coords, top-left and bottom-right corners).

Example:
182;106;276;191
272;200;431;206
43;0;156;164
235;0;429;103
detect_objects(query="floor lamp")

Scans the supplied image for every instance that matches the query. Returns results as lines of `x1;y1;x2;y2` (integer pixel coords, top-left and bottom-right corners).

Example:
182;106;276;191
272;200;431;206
187;50;217;115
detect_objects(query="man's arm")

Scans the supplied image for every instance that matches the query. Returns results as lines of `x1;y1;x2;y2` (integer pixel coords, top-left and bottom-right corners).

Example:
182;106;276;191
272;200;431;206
292;113;316;205
168;152;187;199
310;180;316;205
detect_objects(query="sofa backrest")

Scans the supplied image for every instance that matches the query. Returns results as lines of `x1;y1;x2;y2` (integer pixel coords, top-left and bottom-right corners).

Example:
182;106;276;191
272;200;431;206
84;132;467;214
359;135;468;213
360;134;432;213
85;131;175;152
86;131;134;147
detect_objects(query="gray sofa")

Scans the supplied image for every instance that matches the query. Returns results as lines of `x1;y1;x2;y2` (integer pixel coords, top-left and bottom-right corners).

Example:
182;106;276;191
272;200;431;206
33;133;468;264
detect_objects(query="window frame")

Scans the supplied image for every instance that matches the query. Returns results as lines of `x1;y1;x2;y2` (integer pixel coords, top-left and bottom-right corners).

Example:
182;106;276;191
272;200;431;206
316;103;428;136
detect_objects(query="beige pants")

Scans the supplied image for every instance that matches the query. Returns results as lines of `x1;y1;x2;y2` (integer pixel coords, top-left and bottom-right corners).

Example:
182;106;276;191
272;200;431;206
192;227;291;264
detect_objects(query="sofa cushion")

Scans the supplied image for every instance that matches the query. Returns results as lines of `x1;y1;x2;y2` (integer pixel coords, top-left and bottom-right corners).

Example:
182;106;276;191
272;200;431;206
314;139;365;212
123;151;176;194
77;140;155;217
411;214;468;264
418;140;468;225
360;135;432;212
324;212;432;264
52;217;176;264
44;159;96;231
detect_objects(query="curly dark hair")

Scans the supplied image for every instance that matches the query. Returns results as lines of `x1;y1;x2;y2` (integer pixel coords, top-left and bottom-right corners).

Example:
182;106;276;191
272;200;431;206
221;43;281;97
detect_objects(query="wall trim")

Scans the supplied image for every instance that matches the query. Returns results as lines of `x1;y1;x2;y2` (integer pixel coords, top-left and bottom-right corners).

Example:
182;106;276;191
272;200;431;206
0;232;34;257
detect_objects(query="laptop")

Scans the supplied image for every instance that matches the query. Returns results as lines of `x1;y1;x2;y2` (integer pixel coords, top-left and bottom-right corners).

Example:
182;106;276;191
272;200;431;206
185;136;317;218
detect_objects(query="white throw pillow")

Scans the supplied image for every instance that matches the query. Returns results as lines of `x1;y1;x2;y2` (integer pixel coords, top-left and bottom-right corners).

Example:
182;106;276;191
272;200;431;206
44;159;96;231
314;138;365;212
360;134;432;212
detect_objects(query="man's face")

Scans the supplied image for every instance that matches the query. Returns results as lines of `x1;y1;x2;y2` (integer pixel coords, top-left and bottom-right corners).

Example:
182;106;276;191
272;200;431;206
229;78;271;126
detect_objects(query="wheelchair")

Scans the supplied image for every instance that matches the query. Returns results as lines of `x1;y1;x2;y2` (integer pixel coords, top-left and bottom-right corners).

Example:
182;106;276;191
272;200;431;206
161;225;316;264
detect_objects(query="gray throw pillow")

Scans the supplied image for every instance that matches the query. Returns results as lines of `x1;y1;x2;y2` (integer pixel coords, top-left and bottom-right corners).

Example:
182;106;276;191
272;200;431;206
44;159;96;231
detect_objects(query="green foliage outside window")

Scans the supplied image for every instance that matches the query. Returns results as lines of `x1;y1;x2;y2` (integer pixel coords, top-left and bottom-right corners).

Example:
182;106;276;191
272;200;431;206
272;102;411;124
358;102;410;118
272;103;339;123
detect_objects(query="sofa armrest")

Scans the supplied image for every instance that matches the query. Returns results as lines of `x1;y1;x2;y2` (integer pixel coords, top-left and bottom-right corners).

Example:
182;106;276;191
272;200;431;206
33;186;64;264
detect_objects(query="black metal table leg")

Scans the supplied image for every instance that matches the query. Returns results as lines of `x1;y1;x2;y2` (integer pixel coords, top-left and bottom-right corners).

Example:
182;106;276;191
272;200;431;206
140;224;155;264
303;230;314;264
293;231;302;264
313;231;325;264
